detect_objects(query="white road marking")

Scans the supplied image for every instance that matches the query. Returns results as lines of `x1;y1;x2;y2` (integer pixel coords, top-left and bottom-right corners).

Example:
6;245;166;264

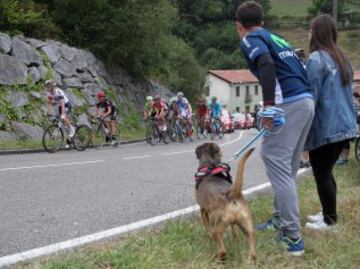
122;155;151;160
0;166;311;267
0;160;105;172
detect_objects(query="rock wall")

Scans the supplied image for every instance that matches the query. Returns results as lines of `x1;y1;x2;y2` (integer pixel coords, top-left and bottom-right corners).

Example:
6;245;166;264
0;33;173;142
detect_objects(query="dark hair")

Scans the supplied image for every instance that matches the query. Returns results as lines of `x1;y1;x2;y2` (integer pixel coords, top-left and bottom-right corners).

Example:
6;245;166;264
236;1;263;29
309;14;351;85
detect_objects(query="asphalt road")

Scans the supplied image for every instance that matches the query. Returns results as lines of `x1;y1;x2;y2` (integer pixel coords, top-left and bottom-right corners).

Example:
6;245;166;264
0;129;268;258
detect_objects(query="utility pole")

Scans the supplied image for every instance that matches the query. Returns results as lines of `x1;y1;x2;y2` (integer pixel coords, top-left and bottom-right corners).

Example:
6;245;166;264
333;0;338;24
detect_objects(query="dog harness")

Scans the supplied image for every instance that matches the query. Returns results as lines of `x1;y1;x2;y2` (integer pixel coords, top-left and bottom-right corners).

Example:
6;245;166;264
195;163;232;189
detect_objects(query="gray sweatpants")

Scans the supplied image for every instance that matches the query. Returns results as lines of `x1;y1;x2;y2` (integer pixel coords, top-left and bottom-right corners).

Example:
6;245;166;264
261;97;314;239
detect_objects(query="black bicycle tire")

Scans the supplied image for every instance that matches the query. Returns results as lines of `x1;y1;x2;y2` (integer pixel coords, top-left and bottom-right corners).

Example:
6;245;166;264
355;136;360;162
91;124;107;148
42;124;64;153
73;125;91;151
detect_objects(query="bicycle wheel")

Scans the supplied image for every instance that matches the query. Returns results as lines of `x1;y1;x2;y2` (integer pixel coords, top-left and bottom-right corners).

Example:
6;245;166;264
42;124;64;153
210;125;216;140
355;136;360;162
91;125;107;148
73;125;91;151
167;125;177;142
150;126;159;146
218;125;224;139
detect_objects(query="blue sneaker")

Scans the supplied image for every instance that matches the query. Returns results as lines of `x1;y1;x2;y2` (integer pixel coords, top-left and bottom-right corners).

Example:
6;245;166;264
282;236;304;256
256;218;279;231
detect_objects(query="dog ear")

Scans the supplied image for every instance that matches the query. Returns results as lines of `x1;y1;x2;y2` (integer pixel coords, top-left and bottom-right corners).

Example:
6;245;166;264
195;144;204;159
195;143;212;159
208;143;220;159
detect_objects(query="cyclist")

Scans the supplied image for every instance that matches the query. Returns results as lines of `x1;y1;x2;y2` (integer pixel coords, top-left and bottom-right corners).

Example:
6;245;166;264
45;80;75;147
152;95;168;131
176;92;193;136
167;97;178;121
95;91;117;145
195;97;208;134
208;96;222;129
144;96;155;119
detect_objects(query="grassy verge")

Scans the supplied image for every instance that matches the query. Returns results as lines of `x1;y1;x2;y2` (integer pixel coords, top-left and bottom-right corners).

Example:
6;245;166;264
16;154;360;269
269;0;311;16
0;140;43;150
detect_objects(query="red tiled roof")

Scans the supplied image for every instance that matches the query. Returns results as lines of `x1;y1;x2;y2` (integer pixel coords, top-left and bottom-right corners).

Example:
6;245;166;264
354;70;360;81
208;70;258;84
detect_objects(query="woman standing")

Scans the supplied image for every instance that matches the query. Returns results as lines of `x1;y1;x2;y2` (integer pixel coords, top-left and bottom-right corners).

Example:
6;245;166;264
305;14;358;230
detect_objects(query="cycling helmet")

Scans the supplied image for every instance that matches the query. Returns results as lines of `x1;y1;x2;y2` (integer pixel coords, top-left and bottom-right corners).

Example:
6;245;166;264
97;91;106;99
170;97;177;103
45;79;56;87
146;96;153;101
177;92;184;98
211;96;217;102
154;95;160;101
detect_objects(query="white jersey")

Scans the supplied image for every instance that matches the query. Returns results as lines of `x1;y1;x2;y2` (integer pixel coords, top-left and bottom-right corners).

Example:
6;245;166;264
48;88;69;105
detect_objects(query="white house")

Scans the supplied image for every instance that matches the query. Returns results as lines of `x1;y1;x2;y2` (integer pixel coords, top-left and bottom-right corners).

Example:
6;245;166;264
205;70;263;113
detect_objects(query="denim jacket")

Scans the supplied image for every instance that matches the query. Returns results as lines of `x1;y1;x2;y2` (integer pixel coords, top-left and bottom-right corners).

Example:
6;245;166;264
304;50;357;151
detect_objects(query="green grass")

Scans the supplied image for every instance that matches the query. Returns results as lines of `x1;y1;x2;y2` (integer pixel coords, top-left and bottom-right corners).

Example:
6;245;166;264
15;152;360;269
274;28;360;70
0;140;43;150
269;0;311;16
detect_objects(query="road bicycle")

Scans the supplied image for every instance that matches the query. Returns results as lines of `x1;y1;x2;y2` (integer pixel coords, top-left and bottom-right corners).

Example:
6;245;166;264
174;116;193;143
90;116;119;148
209;117;224;140
194;115;208;140
145;117;170;145
42;116;90;153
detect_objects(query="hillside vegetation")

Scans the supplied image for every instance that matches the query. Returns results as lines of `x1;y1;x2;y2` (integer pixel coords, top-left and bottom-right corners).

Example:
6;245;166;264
269;0;311;16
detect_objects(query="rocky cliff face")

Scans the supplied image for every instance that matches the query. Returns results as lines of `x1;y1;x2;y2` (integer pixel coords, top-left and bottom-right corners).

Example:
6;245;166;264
0;33;173;143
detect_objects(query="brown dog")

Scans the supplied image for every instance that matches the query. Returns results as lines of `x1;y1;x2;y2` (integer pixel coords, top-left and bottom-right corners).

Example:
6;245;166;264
195;142;256;261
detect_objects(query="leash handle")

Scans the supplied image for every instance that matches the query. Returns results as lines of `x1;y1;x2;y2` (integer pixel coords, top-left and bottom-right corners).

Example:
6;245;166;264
228;128;267;164
228;107;286;164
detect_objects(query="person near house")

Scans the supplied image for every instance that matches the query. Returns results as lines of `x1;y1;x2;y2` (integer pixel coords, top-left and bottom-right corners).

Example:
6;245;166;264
236;1;314;256
304;14;358;230
95;91;117;145
46;79;76;147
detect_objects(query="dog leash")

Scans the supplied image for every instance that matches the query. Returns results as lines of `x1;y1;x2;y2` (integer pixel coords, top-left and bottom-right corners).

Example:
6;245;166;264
227;106;285;164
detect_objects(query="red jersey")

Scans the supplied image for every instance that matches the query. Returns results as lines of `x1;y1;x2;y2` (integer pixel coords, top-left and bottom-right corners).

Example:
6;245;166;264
197;104;208;117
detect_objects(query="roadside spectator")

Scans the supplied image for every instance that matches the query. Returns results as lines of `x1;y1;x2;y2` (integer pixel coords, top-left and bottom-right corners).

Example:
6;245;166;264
236;1;314;256
304;14;358;230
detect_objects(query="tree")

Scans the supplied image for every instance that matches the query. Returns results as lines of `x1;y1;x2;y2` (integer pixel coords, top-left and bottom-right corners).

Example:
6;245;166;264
308;0;345;20
0;0;59;38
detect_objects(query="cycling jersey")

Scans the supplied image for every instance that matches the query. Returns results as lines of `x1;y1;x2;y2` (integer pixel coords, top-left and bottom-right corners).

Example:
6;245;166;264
176;97;191;117
48;88;69;105
240;28;312;104
96;99;116;115
208;102;221;118
196;104;208;117
152;101;167;114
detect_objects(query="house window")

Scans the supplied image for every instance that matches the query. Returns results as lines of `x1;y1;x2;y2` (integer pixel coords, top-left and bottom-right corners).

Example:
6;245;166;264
246;85;250;95
255;85;259;95
245;106;250;113
236;107;240;112
236;86;240;97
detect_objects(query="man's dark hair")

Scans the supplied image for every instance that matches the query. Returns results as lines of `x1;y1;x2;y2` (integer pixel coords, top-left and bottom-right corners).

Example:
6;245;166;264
236;1;263;29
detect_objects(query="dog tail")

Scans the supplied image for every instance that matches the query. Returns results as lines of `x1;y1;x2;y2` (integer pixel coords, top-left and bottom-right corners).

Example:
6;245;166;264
227;148;255;200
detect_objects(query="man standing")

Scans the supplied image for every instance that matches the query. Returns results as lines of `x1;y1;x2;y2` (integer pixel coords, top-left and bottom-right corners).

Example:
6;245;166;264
236;1;314;256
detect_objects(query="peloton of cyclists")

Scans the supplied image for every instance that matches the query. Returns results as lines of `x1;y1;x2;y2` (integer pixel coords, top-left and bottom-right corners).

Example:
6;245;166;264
95;90;118;145
45;80;75;148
